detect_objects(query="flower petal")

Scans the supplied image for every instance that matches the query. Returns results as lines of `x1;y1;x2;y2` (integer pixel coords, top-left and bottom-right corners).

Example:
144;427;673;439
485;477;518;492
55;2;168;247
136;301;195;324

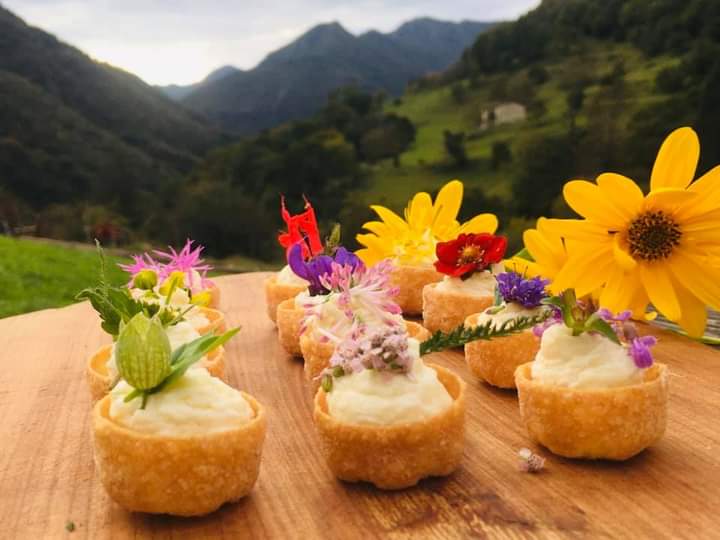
369;205;408;234
650;127;700;191
563;180;629;227
406;192;433;230
550;247;613;297
596;173;644;221
639;263;681;322
361;221;391;237
543;218;609;242
432;180;463;229
668;248;720;309
671;275;708;338
458;213;498;234
600;266;645;315
612;234;637;271
677;165;720;219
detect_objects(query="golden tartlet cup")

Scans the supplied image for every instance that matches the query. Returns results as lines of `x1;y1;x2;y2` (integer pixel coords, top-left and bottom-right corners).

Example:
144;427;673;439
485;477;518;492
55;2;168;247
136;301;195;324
390;264;442;316
92;392;267;516
276;297;304;356
313;363;466;489
86;344;226;403
515;362;668;460
422;283;493;333
206;284;221;309
300;321;431;393
464;313;540;389
196;307;226;335
264;274;306;324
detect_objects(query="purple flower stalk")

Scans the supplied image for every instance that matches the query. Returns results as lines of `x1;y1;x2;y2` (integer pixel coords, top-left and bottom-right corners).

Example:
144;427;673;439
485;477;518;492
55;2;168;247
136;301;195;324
287;242;363;296
322;326;414;381
496;272;549;308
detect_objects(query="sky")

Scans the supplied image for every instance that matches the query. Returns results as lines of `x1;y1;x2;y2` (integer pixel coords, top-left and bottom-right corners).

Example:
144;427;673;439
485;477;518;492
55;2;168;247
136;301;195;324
4;0;539;86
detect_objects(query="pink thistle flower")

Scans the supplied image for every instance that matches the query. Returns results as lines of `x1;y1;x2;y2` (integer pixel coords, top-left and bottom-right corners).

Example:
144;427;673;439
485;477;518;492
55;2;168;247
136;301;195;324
118;254;160;286
153;239;214;293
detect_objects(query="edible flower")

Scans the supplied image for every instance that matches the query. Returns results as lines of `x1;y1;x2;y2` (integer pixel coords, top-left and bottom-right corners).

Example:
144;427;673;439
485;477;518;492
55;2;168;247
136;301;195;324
319;326;413;392
300;259;402;341
356;179;499;266
153;239;213;293
278;196;323;259
118;254;160;287
544;127;720;337
496;272;549;308
507;217;569;284
538;290;657;368
435;233;507;279
288;243;363;296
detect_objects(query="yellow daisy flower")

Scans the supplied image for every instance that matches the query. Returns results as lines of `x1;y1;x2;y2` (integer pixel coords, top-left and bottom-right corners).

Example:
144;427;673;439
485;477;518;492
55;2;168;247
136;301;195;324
356;179;498;266
507;217;568;281
547;127;720;337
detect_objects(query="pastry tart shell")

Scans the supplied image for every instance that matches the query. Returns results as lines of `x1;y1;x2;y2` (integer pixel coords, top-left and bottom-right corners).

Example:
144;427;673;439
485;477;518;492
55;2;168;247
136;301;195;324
464;313;539;389
300;321;431;393
515;362;668;460
195;307;226;335
264;274;306;324
92;392;266;516
313;363;466;489
206;283;221;309
390;264;442;316
86;344;226;403
422;283;493;333
276;298;304;357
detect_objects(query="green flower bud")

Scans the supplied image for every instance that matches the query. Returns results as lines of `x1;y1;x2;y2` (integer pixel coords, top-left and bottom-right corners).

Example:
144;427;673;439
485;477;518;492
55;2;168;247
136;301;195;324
159;271;186;295
116;313;171;390
133;269;158;290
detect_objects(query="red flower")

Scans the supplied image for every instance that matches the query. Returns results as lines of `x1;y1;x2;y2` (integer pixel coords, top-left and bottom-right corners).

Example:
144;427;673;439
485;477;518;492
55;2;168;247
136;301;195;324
434;233;507;278
278;196;323;259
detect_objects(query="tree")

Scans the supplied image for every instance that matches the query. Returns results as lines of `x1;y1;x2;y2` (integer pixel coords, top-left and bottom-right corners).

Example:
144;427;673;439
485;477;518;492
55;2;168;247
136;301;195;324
451;83;467;104
696;60;720;173
491;141;512;170
360;114;415;167
444;130;468;167
528;65;549;85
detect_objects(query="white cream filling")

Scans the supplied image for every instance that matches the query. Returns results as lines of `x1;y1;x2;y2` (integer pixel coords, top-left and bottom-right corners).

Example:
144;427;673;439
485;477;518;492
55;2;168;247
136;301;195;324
531;324;643;389
109;368;253;436
327;339;452;426
435;271;496;298
106;320;204;379
475;302;545;328
277;264;309;287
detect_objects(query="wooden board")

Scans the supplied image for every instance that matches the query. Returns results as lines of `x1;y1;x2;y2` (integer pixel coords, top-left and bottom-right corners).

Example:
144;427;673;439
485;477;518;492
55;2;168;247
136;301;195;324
1;272;719;539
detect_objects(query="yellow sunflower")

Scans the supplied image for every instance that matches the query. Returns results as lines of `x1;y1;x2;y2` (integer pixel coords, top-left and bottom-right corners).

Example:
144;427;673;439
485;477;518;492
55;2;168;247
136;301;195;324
356;180;498;266
547;127;720;337
507;217;568;281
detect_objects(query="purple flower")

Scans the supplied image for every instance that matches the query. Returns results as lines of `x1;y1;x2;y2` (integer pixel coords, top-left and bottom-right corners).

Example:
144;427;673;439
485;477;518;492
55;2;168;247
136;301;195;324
288;243;363;296
323;326;414;381
496;272;549;308
153;239;214;292
629;335;656;368
532;308;562;337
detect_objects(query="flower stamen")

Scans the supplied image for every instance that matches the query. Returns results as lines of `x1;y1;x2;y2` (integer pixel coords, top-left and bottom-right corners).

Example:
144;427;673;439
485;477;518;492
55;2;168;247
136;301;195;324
627;211;681;261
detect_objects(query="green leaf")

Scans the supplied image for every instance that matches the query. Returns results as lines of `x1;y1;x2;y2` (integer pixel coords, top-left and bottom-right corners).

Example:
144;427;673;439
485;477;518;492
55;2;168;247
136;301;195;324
419;311;552;356
585;314;621;345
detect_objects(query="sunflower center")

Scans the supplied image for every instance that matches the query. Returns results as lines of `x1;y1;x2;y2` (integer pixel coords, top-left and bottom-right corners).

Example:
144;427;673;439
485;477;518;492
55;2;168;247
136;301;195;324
627;210;681;261
459;245;484;264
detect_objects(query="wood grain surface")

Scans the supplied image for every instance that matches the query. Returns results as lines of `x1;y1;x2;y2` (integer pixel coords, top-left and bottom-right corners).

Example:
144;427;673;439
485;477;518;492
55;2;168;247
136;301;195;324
1;272;719;539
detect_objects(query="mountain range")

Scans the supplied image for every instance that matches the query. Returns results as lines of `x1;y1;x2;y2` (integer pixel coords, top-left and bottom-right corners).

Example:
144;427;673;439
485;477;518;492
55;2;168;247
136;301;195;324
0;5;223;215
160;18;493;134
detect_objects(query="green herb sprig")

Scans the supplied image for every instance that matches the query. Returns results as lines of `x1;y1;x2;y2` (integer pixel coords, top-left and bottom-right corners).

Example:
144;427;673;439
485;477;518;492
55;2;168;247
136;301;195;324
419;311;552;355
76;243;189;338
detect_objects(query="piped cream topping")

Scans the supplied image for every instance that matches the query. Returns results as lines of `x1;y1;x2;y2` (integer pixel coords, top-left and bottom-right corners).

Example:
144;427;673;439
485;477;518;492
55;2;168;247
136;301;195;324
277;265;309;287
109;368;253;435
326;339;453;425
434;271;496;298
475;302;546;328
531;324;643;389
